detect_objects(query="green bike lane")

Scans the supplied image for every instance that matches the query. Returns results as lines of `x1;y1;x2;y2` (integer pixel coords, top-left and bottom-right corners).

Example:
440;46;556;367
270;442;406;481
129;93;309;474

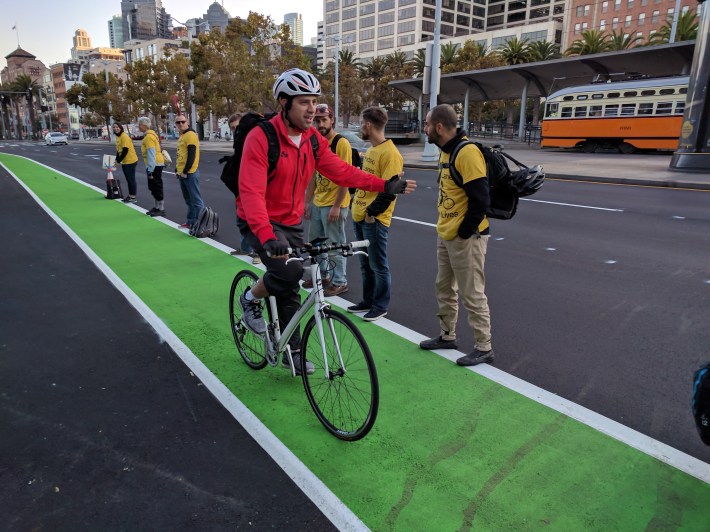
3;153;709;530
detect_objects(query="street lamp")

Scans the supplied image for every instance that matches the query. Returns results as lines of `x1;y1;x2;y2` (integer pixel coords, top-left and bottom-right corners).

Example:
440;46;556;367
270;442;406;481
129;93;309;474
333;35;340;128
172;17;209;132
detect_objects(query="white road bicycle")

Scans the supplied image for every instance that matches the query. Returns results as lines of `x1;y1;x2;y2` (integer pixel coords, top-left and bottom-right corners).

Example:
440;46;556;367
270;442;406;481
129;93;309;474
229;240;379;441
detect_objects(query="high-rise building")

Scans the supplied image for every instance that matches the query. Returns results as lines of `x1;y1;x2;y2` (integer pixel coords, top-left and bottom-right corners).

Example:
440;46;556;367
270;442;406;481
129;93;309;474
322;0;565;65
564;0;701;49
121;0;172;42
108;14;125;48
70;29;94;63
203;1;231;33
284;13;304;46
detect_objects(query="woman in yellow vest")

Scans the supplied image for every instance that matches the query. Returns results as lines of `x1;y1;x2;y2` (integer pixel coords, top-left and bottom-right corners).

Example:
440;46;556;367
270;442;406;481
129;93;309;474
112;122;139;203
137;116;166;216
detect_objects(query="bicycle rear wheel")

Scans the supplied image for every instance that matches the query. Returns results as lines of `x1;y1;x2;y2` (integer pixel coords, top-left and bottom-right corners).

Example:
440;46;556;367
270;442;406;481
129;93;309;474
229;270;267;370
301;308;379;441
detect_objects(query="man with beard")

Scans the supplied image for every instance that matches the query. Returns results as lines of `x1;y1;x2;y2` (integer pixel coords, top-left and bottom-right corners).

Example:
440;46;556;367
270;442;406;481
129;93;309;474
303;103;352;297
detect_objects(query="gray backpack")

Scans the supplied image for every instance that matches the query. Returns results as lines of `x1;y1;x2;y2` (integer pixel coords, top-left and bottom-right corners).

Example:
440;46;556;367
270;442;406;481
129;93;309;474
190;206;219;238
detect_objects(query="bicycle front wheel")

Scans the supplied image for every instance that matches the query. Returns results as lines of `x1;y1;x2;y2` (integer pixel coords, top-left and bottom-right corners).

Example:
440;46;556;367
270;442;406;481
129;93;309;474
229;270;267;370
301;308;379;441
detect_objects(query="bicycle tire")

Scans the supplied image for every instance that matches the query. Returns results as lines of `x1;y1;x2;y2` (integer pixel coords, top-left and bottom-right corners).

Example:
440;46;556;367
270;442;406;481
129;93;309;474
229;270;268;370
301;308;379;441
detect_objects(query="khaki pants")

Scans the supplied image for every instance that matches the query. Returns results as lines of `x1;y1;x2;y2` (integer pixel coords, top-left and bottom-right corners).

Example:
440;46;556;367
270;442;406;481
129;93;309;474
435;235;492;352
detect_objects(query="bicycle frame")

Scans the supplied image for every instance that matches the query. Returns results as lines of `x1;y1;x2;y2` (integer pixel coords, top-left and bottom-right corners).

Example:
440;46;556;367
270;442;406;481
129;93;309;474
266;258;345;378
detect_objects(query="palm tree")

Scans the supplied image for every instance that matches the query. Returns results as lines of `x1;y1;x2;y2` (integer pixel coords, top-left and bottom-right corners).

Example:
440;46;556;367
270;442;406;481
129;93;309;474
495;37;532;65
10;74;40;139
648;9;699;45
440;42;460;70
564;29;611;56
337;49;361;127
528;41;561;61
410;49;426;77
607;29;644;50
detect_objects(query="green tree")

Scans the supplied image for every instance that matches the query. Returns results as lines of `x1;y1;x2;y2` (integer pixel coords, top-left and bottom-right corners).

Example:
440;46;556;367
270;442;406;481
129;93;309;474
10;74;40;138
440;42;460;71
607;29;644;50
565;30;611;56
648;9;699;44
411;49;426;77
65;71;129;139
528;40;561;61
495;37;532;65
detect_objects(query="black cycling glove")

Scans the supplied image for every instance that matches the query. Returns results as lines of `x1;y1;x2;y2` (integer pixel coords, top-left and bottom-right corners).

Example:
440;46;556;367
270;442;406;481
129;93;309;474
383;175;407;195
263;239;290;257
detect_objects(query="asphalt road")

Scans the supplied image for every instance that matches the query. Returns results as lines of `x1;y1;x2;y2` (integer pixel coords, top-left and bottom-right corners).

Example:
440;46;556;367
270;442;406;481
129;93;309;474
0;149;336;530
5;140;710;465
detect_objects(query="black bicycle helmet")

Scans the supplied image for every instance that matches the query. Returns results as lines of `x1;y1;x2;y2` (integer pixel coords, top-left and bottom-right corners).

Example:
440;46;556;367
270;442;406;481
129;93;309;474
510;164;545;197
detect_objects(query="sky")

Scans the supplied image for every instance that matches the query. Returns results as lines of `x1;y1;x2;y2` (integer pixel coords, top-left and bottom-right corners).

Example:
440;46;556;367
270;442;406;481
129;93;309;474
1;0;322;68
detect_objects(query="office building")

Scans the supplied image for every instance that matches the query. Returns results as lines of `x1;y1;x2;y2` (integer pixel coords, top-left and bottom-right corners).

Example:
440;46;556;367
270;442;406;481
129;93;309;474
284;13;304;46
203;2;231;33
322;0;565;65
108;14;125;48
564;0;702;49
121;0;172;42
70;29;93;62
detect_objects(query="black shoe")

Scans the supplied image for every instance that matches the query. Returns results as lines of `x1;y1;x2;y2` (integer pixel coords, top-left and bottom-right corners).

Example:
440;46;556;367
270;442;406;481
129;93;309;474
419;336;459;350
347;302;371;313
363;309;387;322
238;290;266;334
147;208;165;217
456;349;495;367
282;353;315;375
122;196;137;204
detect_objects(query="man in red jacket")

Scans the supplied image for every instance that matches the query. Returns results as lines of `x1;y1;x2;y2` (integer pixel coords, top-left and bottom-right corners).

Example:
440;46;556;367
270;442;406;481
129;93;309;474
236;68;416;375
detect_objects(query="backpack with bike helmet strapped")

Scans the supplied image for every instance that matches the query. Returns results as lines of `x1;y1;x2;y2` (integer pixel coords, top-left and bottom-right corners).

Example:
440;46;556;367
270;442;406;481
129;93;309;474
219;112;319;197
443;140;544;220
693;361;710;446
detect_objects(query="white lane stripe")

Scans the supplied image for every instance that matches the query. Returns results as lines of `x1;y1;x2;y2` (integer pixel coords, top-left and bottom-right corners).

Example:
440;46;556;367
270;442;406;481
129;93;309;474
521;198;624;211
1;157;368;532
392;216;436;227
7;156;710;488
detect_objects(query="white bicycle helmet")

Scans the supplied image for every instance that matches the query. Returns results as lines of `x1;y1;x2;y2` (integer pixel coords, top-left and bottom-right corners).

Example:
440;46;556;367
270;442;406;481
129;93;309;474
272;68;321;100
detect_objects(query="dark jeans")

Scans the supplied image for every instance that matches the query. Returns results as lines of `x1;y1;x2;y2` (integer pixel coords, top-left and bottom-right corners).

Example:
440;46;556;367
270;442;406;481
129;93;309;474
178;170;205;226
239;220;304;351
147;165;164;201
353;219;391;312
236;212;253;253
121;162;137;196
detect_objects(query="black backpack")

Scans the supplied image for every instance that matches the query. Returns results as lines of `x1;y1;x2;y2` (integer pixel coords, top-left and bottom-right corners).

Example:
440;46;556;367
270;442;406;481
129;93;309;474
444;141;524;220
693;361;710;446
189;206;219;238
219;112;319;197
330;133;362;169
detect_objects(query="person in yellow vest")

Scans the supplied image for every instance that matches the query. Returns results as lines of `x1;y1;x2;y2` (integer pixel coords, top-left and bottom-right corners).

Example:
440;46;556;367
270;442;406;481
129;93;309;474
112;122;139;203
349;107;404;322
174;114;204;228
304;103;352;297
419;103;494;367
137;116;166;217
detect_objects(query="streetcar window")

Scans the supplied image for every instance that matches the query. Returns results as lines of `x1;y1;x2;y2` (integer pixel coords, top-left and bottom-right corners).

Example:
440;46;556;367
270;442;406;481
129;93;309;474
675;101;685;114
575;106;588;117
607;92;620;98
545;103;559;117
576;94;588;100
656;102;673;114
640;89;656;96
679;87;687;94
592;93;604;99
561;106;573;118
563;95;574;101
604;104;619;116
589;105;603;117
623;91;638;97
659;88;675;95
621;103;636;116
638;102;654;115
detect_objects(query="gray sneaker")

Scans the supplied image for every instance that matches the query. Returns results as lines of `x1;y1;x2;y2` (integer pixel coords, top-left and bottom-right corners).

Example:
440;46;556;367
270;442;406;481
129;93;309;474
239;290;266;334
456;349;494;367
282;353;315;375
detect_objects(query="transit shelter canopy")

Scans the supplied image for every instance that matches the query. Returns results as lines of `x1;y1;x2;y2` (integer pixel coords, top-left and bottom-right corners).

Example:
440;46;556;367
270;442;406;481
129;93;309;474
390;42;695;103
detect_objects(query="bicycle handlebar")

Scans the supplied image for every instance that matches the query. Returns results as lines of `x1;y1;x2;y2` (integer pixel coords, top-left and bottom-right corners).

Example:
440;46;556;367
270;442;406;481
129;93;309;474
266;240;370;258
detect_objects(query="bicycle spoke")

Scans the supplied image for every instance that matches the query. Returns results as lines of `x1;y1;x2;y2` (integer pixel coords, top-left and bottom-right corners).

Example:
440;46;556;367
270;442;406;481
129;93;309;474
229;270;268;370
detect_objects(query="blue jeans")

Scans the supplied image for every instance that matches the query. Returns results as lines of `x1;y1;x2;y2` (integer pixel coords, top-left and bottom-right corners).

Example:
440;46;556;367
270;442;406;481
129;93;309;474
308;204;348;285
236;213;253;253
121;162;137;196
178;170;205;226
353;219;390;312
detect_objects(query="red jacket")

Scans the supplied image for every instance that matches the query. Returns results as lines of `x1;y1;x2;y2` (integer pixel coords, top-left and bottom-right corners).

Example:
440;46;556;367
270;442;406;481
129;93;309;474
237;113;387;244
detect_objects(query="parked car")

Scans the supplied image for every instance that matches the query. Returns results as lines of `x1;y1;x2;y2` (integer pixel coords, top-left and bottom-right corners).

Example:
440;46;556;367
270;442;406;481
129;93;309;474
70;131;80;140
45;132;68;146
337;130;371;162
